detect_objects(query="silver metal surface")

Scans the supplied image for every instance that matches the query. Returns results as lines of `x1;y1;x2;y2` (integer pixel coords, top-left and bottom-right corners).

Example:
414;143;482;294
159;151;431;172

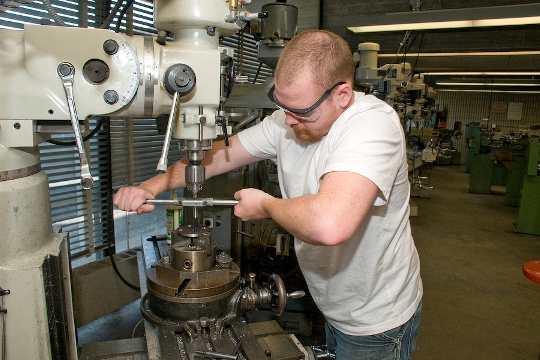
157;91;180;173
143;36;155;117
57;62;94;189
146;198;238;207
78;338;149;360
137;248;162;360
193;350;238;359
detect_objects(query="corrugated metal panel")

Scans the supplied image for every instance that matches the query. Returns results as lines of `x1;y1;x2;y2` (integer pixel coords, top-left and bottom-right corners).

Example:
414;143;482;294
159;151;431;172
435;91;540;163
0;0;103;28
39;117;113;259
110;118;185;189
1;1;115;261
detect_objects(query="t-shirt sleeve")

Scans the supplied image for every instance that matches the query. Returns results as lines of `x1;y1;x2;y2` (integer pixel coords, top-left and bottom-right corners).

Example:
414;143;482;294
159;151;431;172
237;111;281;161
324;105;405;205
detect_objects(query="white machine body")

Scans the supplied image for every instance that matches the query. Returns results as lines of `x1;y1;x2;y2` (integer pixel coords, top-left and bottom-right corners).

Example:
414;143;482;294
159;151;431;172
0;1;244;358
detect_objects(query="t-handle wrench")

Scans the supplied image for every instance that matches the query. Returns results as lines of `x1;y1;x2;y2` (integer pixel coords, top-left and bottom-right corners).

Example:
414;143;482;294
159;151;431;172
57;62;94;189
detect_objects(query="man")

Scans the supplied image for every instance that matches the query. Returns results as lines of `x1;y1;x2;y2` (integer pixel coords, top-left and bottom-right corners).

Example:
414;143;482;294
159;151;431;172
114;30;422;359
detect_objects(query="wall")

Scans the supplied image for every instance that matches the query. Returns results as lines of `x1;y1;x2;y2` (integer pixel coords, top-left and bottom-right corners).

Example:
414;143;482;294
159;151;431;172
434;91;540;163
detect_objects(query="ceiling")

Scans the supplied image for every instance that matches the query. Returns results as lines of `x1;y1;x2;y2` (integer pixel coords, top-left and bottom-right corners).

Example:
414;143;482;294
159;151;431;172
319;0;540;92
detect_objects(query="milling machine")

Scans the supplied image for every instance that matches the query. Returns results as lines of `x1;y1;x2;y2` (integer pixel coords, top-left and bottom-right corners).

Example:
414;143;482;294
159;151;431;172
354;42;435;131
0;1;328;359
354;42;440;201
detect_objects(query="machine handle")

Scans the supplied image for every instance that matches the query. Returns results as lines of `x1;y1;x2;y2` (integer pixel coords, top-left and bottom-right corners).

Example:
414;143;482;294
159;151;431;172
287;290;306;299
157;91;181;173
57;62;94;189
222;117;229;146
146;198;238;207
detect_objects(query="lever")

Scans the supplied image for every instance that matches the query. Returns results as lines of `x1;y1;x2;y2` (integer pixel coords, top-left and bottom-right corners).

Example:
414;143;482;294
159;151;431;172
271;290;306;299
157;91;181;173
57;62;94;189
216;113;229;146
287;290;306;299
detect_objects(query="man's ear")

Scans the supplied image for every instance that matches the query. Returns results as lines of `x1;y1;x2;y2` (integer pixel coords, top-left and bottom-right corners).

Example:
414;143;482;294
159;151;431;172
336;83;353;109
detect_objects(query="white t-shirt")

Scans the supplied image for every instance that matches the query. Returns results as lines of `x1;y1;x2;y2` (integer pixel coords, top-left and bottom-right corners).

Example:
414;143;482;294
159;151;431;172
238;92;423;336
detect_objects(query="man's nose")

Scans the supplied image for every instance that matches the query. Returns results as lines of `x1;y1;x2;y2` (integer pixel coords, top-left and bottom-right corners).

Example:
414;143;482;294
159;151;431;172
284;112;299;126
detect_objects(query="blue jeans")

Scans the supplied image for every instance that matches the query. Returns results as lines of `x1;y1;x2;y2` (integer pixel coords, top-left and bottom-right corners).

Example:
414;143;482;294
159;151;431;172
325;301;422;360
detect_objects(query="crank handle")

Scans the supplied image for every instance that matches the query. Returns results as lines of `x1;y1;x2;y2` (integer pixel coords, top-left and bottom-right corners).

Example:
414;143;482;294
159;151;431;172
272;290;306;299
287;290;306;299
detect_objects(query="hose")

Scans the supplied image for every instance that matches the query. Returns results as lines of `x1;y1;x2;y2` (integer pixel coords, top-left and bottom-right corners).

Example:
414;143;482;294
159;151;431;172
115;0;136;33
42;0;66;26
47;116;109;146
99;0;125;29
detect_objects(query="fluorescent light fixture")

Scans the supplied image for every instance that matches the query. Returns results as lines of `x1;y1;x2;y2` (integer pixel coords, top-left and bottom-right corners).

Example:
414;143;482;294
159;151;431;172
350;21;472;32
347;4;540;33
377;51;540;58
423;72;540;76
438;89;540;94
436;82;540;87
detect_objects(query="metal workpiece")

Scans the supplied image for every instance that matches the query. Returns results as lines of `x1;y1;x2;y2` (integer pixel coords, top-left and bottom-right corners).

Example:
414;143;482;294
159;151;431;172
170;225;215;272
57;62;94;190
146;198;239;207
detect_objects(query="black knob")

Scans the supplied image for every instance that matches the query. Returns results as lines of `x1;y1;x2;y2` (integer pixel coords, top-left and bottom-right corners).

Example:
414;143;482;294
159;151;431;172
103;90;119;105
57;62;73;77
83;59;110;84
103;39;119;55
163;64;196;96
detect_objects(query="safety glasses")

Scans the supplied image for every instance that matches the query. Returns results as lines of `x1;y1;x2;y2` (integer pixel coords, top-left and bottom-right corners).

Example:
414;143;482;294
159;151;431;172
267;81;346;121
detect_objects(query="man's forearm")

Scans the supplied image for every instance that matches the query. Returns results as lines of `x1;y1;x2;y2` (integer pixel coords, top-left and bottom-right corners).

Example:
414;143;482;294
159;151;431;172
260;195;339;246
141;135;259;198
140;159;187;197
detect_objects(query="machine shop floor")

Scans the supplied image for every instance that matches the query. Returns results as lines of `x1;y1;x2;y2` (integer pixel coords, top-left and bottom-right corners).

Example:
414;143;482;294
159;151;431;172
78;165;540;359
411;165;540;360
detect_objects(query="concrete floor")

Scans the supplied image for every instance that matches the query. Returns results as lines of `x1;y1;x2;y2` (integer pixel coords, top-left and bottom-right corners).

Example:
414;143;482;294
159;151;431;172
411;165;540;360
78;164;540;359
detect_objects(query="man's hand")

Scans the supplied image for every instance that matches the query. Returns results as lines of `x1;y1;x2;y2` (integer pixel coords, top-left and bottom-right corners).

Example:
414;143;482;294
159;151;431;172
113;186;156;215
233;188;276;221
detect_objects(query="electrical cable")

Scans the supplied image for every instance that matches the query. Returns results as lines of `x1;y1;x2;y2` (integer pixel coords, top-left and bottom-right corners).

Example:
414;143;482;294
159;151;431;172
47;116;109;146
252;62;263;84
380;30;411;82
107;116;141;291
224;57;236;98
99;0;125;29
409;31;426;79
107;234;140;291
42;0;66;26
132;318;144;338
115;0;136;34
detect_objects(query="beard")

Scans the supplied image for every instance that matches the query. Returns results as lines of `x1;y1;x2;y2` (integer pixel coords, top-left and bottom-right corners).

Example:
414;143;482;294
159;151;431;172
292;125;324;143
291;104;340;143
